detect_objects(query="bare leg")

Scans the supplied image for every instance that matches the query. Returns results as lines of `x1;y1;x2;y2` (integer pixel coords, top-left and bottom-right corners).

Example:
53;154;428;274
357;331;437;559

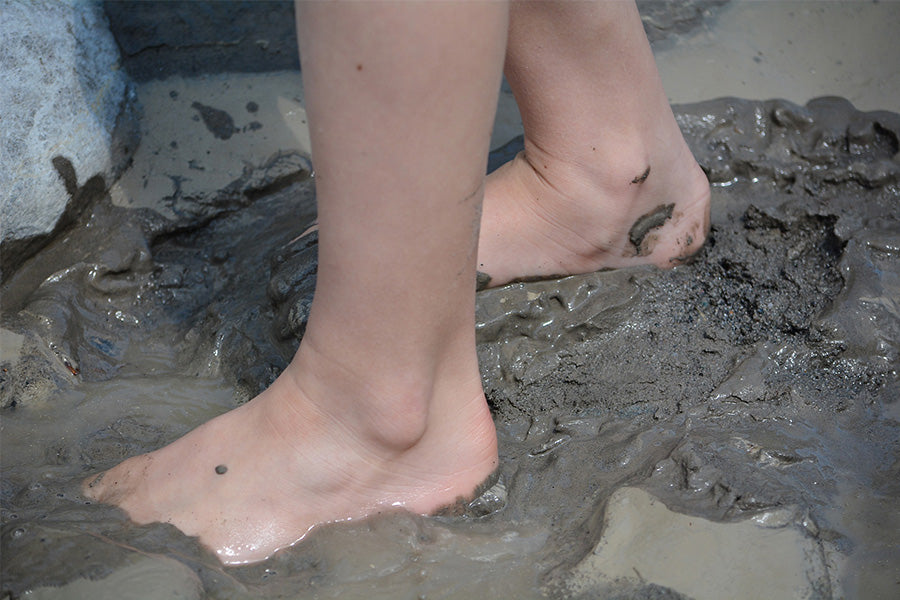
84;1;507;565
478;0;711;288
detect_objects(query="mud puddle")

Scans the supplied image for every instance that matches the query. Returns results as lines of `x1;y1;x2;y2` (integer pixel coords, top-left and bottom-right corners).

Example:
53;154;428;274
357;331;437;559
3;96;900;599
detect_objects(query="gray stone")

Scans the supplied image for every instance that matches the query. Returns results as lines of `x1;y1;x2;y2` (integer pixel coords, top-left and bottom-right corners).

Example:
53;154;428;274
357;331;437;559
0;0;138;277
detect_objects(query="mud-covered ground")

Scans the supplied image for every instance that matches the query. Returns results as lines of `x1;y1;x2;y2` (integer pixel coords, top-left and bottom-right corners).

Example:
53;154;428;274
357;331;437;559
2;97;899;599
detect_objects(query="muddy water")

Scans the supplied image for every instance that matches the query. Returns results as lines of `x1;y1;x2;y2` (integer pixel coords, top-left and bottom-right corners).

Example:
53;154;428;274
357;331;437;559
2;97;899;599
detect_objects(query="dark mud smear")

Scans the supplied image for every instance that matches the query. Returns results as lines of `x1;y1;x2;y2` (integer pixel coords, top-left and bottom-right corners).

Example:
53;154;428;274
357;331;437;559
628;202;673;252
2;98;899;598
191;101;236;140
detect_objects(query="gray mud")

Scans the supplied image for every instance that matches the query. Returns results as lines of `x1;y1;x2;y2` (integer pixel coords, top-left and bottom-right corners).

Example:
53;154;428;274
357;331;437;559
2;97;899;599
628;202;674;253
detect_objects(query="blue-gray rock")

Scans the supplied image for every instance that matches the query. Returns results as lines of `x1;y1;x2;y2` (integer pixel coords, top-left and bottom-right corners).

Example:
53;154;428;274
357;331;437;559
0;0;138;277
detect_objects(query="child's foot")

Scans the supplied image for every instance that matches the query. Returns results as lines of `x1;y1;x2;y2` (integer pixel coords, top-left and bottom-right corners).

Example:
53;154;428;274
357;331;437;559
82;346;497;564
476;128;711;289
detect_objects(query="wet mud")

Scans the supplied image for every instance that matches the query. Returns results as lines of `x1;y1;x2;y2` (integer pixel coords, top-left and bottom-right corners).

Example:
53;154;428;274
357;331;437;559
190;101;237;141
628;202;673;253
2;97;899;599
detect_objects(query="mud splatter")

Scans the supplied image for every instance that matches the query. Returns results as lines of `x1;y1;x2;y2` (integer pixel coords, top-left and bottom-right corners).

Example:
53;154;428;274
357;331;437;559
631;166;651;184
191;101;235;140
476;270;492;292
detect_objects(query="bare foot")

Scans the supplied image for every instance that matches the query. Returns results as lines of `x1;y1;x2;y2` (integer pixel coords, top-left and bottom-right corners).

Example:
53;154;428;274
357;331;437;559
476;126;711;289
82;345;497;564
290;130;710;293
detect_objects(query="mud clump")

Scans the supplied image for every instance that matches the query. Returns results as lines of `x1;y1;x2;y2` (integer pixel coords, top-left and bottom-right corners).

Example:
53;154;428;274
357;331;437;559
474;200;848;422
476;97;896;423
637;0;729;44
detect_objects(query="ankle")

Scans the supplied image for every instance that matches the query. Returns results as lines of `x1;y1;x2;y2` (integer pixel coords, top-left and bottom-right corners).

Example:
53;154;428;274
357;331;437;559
282;338;486;454
497;140;655;258
521;136;710;264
